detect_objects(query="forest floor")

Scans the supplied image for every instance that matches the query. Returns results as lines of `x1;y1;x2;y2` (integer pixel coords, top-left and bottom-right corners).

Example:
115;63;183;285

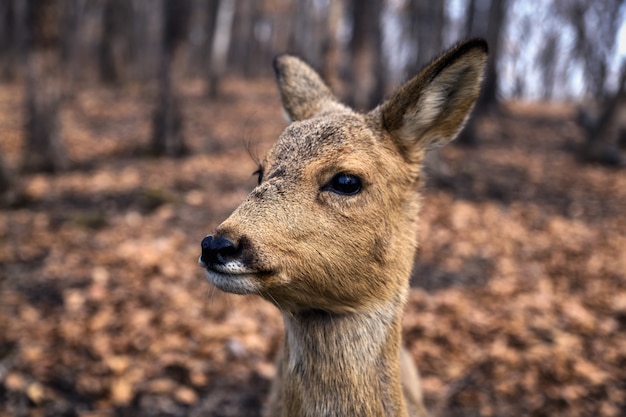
0;78;625;417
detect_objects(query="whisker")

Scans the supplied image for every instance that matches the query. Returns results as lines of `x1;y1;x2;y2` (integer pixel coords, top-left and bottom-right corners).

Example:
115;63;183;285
260;289;284;312
241;113;261;167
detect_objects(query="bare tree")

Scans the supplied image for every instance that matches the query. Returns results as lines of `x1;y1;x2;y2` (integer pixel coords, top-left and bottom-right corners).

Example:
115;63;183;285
322;0;346;95
537;30;559;100
126;0;162;82
476;0;505;113
464;0;478;38
579;65;626;166
207;0;235;98
288;0;313;56
22;0;68;173
406;0;445;75
561;0;625;165
565;0;623;100
228;0;259;77
59;0;84;86
0;0;21;81
151;0;190;157
457;0;506;145
0;152;13;203
184;0;212;76
347;0;385;111
99;0;132;84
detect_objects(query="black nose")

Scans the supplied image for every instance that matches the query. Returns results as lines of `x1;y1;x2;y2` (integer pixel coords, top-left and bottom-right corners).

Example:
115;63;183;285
201;235;239;266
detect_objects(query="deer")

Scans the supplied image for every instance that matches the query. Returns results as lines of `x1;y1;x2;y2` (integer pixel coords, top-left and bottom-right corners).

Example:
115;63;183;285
199;38;488;417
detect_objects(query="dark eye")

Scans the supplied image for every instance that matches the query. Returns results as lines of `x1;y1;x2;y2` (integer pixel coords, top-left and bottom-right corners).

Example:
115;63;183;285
253;168;263;185
324;173;362;196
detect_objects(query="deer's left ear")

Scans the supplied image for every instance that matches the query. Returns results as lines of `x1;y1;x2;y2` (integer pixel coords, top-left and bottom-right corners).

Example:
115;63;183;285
378;39;488;159
273;54;349;122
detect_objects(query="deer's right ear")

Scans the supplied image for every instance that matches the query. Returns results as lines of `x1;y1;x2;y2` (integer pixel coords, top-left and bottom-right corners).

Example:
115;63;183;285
273;55;348;122
379;39;488;161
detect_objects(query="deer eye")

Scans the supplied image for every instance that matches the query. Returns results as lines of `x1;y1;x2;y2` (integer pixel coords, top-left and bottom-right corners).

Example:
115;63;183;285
324;173;362;196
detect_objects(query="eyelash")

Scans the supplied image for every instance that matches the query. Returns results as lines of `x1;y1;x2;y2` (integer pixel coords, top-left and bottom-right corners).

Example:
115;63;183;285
253;167;264;185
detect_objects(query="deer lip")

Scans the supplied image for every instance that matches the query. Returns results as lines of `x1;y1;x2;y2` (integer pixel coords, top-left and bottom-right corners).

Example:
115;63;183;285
198;257;269;294
198;256;257;275
203;267;262;295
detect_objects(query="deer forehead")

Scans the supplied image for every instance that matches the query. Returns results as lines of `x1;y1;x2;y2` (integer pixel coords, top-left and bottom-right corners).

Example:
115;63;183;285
263;113;384;179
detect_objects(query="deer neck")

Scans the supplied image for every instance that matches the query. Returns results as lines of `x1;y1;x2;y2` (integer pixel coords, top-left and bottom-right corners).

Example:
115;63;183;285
279;304;409;417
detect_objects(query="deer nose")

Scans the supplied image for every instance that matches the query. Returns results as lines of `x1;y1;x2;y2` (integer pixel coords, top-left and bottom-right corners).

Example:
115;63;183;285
200;235;239;266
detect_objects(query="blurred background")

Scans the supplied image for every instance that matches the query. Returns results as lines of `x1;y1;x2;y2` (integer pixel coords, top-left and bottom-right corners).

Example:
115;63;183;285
0;0;625;181
0;1;625;416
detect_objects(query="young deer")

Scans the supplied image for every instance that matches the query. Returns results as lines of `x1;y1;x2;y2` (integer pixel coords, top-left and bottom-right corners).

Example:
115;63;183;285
200;39;488;417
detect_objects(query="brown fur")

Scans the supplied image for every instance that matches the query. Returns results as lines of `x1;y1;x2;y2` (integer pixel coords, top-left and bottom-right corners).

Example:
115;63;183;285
200;39;488;417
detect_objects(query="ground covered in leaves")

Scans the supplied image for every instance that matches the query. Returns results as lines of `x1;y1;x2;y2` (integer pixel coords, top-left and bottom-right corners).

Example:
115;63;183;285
0;78;625;417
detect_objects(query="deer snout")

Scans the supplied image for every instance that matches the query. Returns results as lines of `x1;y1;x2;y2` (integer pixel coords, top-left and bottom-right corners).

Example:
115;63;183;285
200;235;240;267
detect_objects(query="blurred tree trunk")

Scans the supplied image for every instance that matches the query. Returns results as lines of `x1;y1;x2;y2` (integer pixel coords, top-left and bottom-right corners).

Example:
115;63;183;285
207;0;235;98
99;0;122;84
230;0;262;77
0;152;13;201
272;2;294;58
407;0;444;74
198;0;220;75
245;2;265;77
347;0;384;111
567;0;623;101
60;0;83;87
127;0;158;81
22;0;68;173
0;0;20;81
538;32;558;100
288;0;312;57
477;0;505;113
580;66;626;166
289;0;326;64
464;0;477;38
151;0;190;157
0;151;21;206
457;0;506;146
322;0;345;95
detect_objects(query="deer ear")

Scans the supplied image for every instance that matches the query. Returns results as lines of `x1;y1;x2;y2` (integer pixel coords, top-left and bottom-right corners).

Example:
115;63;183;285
273;54;349;122
379;39;488;158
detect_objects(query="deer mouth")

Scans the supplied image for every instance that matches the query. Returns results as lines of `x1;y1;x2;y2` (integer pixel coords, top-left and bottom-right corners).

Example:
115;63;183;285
198;257;264;295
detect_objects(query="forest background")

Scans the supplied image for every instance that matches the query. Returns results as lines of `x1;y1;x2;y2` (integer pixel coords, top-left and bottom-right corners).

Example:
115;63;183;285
0;1;625;416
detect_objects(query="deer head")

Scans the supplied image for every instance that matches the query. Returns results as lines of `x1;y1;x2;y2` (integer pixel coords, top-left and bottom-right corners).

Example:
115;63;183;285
200;39;488;315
